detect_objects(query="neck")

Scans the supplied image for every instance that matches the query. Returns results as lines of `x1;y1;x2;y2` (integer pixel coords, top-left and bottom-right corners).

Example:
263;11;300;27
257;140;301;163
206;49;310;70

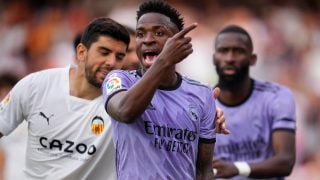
218;77;252;106
142;66;178;88
159;67;178;88
69;67;101;100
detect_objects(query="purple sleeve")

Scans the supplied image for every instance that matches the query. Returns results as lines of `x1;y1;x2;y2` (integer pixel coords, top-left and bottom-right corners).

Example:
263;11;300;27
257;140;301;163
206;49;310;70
102;70;135;108
199;88;216;143
270;86;296;131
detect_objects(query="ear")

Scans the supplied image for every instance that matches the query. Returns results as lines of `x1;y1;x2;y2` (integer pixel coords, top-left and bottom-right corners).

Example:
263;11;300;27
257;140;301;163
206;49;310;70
76;43;87;63
250;54;257;66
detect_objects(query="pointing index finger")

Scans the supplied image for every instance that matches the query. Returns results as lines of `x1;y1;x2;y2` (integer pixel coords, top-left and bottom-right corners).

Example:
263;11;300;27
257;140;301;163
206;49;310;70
175;23;198;38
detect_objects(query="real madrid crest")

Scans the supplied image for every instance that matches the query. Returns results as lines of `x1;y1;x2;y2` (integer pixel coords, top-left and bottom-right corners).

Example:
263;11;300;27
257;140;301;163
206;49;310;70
188;105;199;122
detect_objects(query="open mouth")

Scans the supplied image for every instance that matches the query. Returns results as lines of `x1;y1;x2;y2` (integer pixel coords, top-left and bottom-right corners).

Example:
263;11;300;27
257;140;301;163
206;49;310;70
143;52;159;65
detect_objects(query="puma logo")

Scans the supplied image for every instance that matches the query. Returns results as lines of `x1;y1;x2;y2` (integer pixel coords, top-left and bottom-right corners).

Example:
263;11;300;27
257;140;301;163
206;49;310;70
39;112;54;125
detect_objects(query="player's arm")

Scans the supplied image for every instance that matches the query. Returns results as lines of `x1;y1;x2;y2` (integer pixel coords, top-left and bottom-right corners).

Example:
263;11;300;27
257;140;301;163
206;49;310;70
247;87;296;177
106;51;177;123
247;130;295;177
0;74;33;137
106;70;162;123
213;131;295;178
106;24;197;123
0;145;5;180
245;87;296;177
213;87;296;178
196;142;215;180
197;88;217;179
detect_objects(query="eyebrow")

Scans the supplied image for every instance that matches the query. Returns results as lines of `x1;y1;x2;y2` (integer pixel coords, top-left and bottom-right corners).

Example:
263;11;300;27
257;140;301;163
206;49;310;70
98;46;126;56
137;25;170;31
98;46;111;52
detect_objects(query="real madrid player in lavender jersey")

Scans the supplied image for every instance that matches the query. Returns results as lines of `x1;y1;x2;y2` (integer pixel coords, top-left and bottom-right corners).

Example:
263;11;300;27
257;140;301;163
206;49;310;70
103;1;217;179
212;25;296;179
0;17;130;179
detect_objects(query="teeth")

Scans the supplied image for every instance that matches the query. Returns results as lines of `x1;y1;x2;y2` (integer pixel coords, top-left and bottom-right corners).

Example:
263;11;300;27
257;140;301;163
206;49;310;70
145;55;157;63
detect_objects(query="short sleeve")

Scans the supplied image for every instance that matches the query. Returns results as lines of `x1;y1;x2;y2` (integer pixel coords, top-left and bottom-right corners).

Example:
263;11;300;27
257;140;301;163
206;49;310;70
270;86;296;131
102;70;136;108
0;75;33;135
199;88;216;143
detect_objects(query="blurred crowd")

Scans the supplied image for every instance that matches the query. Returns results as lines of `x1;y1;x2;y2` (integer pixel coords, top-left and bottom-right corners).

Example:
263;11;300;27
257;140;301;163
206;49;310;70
0;0;319;179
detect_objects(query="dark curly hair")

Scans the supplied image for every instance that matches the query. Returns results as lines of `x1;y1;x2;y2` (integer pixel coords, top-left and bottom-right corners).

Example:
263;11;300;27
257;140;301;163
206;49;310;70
136;0;184;31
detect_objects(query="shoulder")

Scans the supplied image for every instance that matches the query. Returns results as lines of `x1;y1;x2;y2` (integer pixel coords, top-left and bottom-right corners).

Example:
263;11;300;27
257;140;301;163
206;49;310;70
108;69;141;78
253;79;294;98
28;67;66;80
18;67;66;86
182;76;212;91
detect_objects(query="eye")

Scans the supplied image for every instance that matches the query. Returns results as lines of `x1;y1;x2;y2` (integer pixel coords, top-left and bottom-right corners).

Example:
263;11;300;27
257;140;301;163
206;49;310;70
234;48;246;54
116;54;125;61
101;50;110;56
155;31;163;37
218;48;228;53
136;31;144;38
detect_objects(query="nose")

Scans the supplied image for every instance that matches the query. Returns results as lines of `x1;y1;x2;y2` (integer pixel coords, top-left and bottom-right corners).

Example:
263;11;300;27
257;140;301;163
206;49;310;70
225;51;235;64
143;32;155;44
104;55;117;69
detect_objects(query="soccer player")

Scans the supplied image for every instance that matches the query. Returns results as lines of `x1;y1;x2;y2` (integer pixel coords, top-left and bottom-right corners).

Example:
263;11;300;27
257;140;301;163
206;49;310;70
103;1;216;179
0;17;130;180
121;25;228;133
212;25;296;179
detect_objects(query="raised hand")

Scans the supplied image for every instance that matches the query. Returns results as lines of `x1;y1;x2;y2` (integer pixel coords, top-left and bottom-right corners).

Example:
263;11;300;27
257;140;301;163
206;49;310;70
157;23;197;66
213;87;231;134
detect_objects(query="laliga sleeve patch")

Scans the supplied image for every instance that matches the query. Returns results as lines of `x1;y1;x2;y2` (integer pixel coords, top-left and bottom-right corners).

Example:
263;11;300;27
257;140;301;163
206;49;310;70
105;76;122;95
0;93;11;111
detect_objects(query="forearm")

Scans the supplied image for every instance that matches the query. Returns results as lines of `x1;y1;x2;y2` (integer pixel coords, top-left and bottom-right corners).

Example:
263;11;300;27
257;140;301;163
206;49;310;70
107;58;172;123
248;131;296;178
196;169;214;180
197;143;215;180
248;153;295;178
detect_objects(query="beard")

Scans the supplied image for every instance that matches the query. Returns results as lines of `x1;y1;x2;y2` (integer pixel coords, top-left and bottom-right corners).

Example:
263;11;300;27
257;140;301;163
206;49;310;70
216;65;249;91
85;66;102;88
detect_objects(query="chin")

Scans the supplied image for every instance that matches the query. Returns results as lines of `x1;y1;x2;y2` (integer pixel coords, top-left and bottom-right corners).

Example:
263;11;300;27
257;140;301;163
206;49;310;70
142;62;152;69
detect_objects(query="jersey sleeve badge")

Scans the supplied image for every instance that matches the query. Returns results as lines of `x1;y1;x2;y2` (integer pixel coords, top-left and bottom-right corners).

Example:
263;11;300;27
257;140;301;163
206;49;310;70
105;73;122;95
0;93;11;111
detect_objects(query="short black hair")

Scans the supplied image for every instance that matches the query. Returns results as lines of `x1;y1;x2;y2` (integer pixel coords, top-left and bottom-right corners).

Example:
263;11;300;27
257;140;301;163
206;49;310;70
136;0;184;31
217;25;253;52
73;32;82;51
81;17;130;49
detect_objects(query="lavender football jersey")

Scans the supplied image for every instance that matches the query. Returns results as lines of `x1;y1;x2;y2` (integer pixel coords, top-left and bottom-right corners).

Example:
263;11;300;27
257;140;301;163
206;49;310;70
103;70;216;180
214;80;296;180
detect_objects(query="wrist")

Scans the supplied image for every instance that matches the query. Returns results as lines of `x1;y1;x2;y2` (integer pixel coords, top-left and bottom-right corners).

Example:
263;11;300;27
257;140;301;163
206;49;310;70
234;161;251;177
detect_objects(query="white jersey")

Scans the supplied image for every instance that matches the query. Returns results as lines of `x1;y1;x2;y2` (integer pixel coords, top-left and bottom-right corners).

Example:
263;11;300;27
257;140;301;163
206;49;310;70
0;67;115;180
